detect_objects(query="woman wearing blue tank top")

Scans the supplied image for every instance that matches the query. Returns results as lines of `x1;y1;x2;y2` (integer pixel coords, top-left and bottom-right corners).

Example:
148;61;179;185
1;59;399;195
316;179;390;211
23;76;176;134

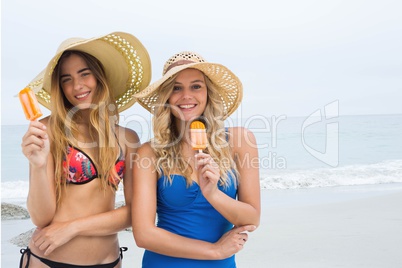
132;52;261;267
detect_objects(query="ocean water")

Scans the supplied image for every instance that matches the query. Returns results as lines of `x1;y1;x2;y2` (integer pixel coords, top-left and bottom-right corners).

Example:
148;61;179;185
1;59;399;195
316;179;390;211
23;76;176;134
1;114;402;204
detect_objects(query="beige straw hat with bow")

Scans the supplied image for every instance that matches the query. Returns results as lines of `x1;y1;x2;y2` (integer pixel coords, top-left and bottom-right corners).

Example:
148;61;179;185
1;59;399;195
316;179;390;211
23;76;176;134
134;51;243;118
25;32;151;112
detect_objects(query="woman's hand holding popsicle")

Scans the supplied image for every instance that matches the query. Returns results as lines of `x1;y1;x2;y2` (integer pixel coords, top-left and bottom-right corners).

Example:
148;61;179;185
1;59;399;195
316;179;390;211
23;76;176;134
21;121;50;168
190;120;220;196
195;152;220;198
19;88;49;167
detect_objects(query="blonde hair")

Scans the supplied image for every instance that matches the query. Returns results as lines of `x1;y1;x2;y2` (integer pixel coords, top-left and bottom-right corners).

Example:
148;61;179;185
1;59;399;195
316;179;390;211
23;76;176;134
49;50;120;206
151;71;238;188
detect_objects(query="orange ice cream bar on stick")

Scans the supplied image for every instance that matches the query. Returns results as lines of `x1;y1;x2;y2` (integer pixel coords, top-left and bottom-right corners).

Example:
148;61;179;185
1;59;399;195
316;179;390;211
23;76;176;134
190;120;208;152
19;87;43;121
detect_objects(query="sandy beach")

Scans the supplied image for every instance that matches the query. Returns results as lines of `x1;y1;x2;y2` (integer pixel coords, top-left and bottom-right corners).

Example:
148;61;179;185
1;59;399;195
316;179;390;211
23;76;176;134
2;183;402;267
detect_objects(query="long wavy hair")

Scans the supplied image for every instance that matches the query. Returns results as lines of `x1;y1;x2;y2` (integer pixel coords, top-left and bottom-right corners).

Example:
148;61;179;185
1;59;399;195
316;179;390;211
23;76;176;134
49;50;120;206
151;70;238;188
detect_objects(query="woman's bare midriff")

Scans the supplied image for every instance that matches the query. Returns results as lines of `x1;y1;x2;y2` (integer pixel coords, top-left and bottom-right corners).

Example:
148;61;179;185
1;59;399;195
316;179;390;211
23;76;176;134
25;180;122;267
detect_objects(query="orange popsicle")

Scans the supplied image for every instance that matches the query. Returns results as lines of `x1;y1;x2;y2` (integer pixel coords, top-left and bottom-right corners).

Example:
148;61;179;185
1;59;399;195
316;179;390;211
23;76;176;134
19;87;43;121
190;120;208;152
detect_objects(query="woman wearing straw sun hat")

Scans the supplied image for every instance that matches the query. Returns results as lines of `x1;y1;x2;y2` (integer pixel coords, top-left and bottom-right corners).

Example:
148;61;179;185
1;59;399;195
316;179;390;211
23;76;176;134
131;51;261;267
19;32;151;267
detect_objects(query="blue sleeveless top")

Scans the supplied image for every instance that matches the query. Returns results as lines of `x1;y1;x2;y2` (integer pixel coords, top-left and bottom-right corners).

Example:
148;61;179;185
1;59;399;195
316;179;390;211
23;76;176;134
142;173;238;268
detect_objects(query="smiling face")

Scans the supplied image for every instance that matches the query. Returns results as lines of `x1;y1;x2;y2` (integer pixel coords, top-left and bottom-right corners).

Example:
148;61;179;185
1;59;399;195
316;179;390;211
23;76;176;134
59;53;98;109
168;68;208;123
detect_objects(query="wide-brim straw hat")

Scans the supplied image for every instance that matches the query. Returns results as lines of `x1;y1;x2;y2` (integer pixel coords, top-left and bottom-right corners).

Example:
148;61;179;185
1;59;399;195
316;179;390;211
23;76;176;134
134;51;243;119
26;32;151;112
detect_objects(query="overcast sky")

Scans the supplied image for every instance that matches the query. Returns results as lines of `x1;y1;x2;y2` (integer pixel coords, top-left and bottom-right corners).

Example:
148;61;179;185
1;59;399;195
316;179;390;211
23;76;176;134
2;0;402;126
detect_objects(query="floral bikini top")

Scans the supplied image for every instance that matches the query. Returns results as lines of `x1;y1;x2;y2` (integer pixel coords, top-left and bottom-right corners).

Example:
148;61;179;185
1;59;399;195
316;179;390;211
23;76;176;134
63;145;125;186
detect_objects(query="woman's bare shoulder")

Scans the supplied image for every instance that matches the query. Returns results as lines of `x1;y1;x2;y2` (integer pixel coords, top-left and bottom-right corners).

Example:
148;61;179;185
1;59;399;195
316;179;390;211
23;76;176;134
137;142;155;156
115;125;140;147
226;126;256;141
226;126;257;151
